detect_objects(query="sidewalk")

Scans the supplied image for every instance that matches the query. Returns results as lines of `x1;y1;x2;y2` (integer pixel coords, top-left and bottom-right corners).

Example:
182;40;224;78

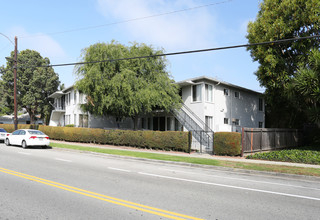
50;140;320;169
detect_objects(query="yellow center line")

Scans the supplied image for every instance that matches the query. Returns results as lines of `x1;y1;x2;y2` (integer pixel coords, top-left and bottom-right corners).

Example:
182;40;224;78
0;167;204;220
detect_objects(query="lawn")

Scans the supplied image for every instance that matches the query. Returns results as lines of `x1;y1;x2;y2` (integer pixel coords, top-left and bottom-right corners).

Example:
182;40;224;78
50;143;320;177
246;146;320;165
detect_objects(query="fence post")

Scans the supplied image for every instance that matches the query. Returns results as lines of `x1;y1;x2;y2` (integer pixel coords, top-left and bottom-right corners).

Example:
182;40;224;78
241;127;244;157
250;128;253;154
260;129;263;152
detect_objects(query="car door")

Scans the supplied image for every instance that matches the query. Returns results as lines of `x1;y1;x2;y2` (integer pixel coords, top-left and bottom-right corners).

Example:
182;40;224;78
19;130;26;146
10;130;21;145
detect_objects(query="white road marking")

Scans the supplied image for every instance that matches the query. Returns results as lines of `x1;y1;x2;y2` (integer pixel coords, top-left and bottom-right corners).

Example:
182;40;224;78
159;168;320;191
108;167;131;172
18;152;31;155
139;172;320;201
55;158;72;163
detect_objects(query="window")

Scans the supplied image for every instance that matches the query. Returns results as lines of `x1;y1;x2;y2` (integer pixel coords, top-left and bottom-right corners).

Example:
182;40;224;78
74;91;77;104
192;84;202;102
205;116;213;131
74;114;77;126
233;119;240;126
205;84;213;102
259;98;264;111
65;115;71;125
79;114;88;127
224;89;229;96
259;122;263;128
65;93;71;106
224;118;229;124
235;91;240;98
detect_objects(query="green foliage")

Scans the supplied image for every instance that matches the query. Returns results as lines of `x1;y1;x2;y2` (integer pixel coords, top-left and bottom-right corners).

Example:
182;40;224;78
246;147;320;165
0;124;38;132
246;0;320;128
288;49;320;126
214;132;241;156
38;125;190;152
75;41;182;128
0;50;60;124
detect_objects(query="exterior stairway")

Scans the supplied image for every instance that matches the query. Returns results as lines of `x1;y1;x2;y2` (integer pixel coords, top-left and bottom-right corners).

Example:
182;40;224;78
172;104;214;154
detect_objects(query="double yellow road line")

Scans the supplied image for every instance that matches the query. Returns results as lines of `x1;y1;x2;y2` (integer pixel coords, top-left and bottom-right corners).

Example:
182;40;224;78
0;167;203;220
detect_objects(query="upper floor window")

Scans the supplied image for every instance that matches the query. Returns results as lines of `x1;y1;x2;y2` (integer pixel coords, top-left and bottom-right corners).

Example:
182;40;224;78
192;84;202;102
205;84;213;102
224;88;229;96
65;93;71;106
259;98;264;111
233;118;240;126
235;91;240;98
74;91;77;105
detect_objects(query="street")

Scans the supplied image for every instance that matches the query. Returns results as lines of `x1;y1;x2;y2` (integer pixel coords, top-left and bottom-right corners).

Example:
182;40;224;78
0;143;319;220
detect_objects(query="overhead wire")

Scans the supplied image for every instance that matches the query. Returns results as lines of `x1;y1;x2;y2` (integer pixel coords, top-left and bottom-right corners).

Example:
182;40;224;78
16;35;320;69
20;0;232;38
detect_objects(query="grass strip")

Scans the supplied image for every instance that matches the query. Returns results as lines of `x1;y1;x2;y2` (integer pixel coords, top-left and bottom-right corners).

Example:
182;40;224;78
50;143;320;177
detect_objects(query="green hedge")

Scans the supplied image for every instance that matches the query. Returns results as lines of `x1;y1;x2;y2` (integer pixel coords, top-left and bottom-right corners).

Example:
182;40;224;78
0;124;39;133
214;132;241;156
38;125;190;152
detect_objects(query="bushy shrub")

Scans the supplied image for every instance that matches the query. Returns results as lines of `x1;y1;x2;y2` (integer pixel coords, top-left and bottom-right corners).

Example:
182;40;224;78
246;148;320;165
214;132;241;156
38;125;190;152
0;124;38;133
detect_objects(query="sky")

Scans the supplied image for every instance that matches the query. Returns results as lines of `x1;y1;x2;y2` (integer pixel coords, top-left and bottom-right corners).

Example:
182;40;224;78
0;0;264;92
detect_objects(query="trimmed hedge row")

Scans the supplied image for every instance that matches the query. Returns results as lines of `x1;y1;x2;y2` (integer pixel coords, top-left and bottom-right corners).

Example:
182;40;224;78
38;125;191;152
214;132;241;156
0;124;38;133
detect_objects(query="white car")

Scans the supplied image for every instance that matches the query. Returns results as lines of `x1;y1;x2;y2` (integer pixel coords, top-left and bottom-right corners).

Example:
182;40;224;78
0;128;10;141
5;129;50;149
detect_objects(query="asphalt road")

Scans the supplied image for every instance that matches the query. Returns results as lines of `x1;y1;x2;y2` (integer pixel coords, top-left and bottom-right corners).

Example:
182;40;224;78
0;143;319;220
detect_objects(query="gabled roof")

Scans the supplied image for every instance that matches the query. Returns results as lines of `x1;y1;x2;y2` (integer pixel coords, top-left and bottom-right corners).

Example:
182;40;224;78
176;75;263;95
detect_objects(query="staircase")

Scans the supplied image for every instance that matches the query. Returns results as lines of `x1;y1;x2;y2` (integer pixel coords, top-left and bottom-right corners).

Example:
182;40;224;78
172;104;214;154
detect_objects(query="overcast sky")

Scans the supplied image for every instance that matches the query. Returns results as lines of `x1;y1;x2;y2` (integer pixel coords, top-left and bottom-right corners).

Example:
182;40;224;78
0;0;263;92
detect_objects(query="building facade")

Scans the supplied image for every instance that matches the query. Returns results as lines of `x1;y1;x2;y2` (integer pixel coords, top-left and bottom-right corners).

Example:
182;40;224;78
48;76;264;152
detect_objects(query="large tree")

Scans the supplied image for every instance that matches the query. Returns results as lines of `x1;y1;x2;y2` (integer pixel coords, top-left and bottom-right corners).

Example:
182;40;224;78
75;41;182;129
0;49;60;124
246;0;320;128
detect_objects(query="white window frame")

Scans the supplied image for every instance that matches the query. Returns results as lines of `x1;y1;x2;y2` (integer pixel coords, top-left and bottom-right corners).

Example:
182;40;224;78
192;84;202;102
224;88;229;96
205;84;213;103
234;91;240;99
224;118;229;125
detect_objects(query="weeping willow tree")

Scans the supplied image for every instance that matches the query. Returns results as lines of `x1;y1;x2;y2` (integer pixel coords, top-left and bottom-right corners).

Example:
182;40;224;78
75;41;182;129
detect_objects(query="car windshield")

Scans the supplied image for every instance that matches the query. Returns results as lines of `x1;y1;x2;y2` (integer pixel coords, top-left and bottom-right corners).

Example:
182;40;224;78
28;130;45;135
0;128;7;132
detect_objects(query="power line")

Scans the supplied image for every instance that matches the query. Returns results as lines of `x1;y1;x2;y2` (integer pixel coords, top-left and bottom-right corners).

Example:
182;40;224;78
17;35;320;69
20;0;232;38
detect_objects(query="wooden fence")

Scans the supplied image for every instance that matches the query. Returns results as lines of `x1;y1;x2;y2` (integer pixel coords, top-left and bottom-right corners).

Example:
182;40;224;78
241;128;302;155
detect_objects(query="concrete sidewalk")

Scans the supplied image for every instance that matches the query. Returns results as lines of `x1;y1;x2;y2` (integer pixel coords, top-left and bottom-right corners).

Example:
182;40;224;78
50;140;320;169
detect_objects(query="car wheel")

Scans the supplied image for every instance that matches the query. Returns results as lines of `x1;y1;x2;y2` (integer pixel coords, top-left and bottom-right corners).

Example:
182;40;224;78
5;138;10;146
42;146;47;149
22;140;27;149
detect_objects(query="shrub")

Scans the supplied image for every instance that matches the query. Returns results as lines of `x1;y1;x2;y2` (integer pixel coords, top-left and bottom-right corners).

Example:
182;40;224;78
214;132;241;156
0;124;37;133
246;148;320;165
38;125;190;152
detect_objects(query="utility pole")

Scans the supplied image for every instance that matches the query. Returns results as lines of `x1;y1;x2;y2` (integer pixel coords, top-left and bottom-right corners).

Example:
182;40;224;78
13;36;18;130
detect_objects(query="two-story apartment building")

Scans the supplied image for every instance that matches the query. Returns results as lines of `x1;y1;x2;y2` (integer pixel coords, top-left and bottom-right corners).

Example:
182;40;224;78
48;76;264;152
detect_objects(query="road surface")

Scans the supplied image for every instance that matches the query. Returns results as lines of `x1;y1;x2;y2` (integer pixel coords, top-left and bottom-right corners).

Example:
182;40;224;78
0;143;319;219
